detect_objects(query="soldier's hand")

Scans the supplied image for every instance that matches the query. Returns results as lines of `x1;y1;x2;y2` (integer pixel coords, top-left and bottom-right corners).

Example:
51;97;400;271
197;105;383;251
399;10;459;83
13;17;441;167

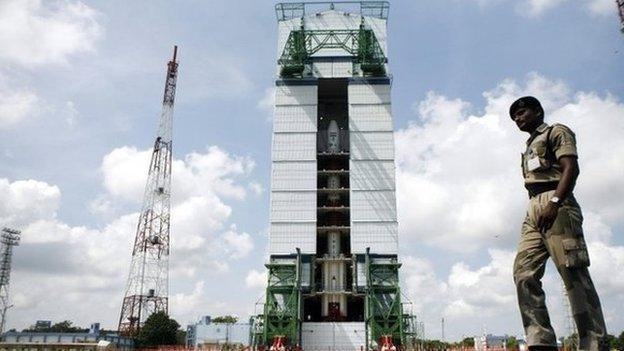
538;202;559;233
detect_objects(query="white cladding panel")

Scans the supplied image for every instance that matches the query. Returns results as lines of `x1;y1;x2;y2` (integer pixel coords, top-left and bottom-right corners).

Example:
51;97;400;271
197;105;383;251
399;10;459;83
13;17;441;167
305;10;361;31
333;60;352;77
311;60;353;78
269;223;316;254
270;191;316;222
272;162;317;191
272;133;317;161
273;105;317;133
312;62;333;77
350;190;397;221
350;131;395;160
349;104;393;131
350;160;395;190
301;322;366;351
348;84;391;104
351;222;398;254
275;85;318;106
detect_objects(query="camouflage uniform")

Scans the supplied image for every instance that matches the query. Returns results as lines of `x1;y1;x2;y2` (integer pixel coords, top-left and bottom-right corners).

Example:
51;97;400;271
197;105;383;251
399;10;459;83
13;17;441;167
513;123;607;350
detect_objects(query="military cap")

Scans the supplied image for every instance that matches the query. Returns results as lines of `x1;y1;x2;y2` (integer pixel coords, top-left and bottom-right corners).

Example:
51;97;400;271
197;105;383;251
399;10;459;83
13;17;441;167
509;96;543;118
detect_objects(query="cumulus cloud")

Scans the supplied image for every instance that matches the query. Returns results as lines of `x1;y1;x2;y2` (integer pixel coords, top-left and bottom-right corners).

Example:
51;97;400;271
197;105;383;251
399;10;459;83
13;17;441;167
473;0;615;17
5;143;259;329
402;250;519;338
220;226;254;259
245;269;267;289
0;74;40;128
101;145;255;204
0;0;102;68
0;179;60;226
398;73;624;339
584;0;616;15
257;87;276;121
520;0;567;17
396;72;624;253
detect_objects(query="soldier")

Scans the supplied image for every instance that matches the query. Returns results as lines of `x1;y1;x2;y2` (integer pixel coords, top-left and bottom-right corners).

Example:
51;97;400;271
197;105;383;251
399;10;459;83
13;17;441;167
510;96;607;351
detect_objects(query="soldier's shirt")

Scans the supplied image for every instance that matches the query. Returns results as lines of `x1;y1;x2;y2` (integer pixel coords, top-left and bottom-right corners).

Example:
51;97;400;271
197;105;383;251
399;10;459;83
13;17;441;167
522;122;578;186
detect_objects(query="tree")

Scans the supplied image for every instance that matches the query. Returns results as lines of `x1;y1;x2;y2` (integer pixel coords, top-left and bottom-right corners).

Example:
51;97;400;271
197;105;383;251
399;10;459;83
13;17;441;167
176;329;187;345
136;311;180;347
23;321;88;333
461;337;474;347
212;315;238;324
613;331;624;351
506;336;519;350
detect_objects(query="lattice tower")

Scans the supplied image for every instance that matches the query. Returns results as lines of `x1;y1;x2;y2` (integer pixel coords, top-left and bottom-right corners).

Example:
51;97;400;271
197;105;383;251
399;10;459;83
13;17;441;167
118;46;178;337
0;227;21;336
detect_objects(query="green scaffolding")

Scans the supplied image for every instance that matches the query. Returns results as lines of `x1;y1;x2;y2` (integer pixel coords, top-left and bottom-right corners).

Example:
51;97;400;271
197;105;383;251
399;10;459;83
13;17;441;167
261;253;302;348
365;250;404;349
278;24;387;77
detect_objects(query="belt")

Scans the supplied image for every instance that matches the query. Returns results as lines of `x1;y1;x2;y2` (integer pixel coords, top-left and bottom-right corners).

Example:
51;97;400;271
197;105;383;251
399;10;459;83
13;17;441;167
525;181;558;198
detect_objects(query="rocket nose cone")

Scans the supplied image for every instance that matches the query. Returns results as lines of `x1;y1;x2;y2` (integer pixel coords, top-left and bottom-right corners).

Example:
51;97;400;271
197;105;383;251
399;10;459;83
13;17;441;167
328;120;338;131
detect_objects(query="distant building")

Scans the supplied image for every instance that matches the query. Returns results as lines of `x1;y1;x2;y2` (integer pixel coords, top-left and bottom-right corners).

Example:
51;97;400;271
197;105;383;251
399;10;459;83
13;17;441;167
186;316;250;349
474;334;509;350
34;321;52;331
0;322;133;351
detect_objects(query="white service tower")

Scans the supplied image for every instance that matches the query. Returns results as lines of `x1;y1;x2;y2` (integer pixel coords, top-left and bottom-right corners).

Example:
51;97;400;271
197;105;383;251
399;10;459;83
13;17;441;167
255;3;405;351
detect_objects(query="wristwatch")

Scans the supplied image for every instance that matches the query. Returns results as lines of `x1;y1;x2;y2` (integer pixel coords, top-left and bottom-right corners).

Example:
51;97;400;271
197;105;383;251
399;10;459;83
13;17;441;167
550;196;561;206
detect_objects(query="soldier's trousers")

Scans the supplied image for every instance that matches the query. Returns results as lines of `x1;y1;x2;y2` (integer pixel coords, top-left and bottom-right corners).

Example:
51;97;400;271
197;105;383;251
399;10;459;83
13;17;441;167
513;190;607;350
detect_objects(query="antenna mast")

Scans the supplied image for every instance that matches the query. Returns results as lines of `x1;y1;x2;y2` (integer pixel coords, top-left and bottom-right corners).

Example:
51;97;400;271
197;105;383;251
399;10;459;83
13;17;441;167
0;227;21;336
118;46;179;337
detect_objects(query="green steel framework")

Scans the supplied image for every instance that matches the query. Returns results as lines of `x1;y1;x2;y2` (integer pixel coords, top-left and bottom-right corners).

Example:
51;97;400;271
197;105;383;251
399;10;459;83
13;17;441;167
260;252;302;348
365;250;405;349
275;2;389;22
278;24;387;77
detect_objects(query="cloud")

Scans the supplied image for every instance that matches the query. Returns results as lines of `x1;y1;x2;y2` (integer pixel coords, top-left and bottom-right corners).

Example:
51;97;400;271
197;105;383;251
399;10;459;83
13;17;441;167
100;145;255;204
473;0;615;17
245;269;267;289
220;226;254;259
584;0;616;15
257;87;276;121
0;75;40;128
402;250;520;339
396;72;624;253
519;0;567;17
0;179;60;227
4;142;259;330
0;0;103;68
397;73;624;339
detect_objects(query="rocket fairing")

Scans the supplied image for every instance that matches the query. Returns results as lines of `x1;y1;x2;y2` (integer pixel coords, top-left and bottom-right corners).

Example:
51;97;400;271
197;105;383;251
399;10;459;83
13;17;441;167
327;119;340;153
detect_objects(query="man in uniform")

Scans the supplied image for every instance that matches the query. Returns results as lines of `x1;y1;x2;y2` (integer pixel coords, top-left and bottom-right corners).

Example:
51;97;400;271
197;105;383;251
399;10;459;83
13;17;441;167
510;96;607;351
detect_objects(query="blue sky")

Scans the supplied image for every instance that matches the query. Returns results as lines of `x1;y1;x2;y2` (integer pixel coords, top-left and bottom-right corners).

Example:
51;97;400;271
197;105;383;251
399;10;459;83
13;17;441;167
0;0;623;342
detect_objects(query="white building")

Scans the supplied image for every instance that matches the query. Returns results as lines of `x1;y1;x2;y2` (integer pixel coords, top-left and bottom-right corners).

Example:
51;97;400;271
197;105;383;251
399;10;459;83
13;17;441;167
187;316;250;349
258;2;404;351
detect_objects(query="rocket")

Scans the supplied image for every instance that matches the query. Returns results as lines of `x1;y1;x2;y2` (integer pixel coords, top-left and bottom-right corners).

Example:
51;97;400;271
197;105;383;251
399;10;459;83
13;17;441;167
327;119;340;153
327;119;341;204
322;118;347;320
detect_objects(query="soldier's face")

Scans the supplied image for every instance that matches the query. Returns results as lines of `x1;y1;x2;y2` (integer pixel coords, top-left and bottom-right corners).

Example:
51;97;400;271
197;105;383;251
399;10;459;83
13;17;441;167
511;107;542;132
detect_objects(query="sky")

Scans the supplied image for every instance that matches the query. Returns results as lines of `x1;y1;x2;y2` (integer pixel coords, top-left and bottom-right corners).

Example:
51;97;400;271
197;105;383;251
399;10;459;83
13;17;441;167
0;0;623;342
